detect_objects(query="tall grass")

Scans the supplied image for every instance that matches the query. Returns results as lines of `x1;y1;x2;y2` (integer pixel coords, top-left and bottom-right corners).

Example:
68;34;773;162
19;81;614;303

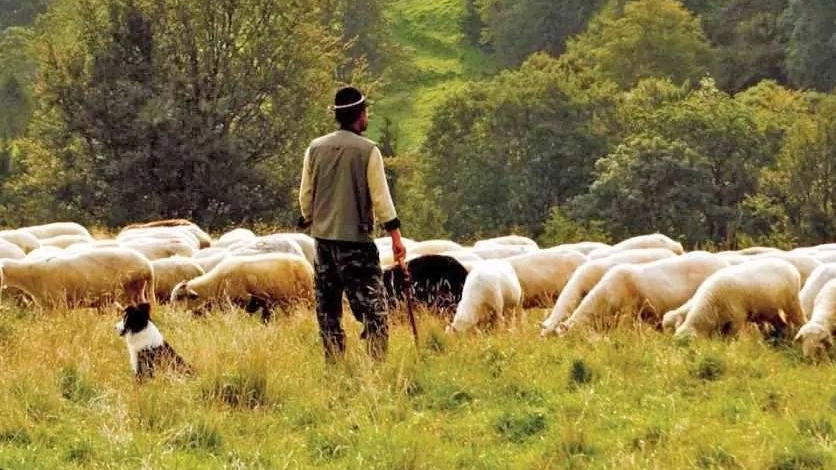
0;302;833;469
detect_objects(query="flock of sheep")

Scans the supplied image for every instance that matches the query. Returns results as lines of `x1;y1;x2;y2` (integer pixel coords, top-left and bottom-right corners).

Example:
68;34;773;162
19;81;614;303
0;220;835;360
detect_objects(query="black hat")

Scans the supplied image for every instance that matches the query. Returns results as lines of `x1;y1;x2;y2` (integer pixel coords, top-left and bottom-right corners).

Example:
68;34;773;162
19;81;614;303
331;86;366;111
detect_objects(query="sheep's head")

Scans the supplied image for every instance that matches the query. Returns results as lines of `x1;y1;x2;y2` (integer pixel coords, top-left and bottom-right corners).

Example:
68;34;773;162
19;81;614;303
661;310;686;333
170;281;201;310
794;323;833;360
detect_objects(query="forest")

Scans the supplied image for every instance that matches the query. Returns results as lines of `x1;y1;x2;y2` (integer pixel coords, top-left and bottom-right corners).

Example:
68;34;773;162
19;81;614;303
0;0;834;249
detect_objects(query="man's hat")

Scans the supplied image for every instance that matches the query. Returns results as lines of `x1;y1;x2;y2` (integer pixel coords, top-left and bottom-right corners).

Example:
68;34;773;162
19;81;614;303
330;86;366;111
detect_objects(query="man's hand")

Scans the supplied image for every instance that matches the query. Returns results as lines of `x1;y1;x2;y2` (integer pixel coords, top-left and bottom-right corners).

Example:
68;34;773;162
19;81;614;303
390;229;407;265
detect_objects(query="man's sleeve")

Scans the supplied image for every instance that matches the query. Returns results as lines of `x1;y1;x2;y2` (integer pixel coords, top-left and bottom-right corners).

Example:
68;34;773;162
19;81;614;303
298;147;314;228
366;146;400;231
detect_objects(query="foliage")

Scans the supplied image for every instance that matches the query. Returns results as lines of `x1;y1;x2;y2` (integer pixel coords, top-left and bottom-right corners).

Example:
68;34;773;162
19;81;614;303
783;0;836;92
538;206;610;247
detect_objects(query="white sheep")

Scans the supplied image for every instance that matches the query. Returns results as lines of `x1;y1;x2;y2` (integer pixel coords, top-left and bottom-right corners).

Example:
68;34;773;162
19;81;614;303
795;278;836;359
473;235;538;249
799;263;836;319
0;230;40;253
118;227;202;251
121;219;211;248
150;257;205;303
0;247;153;309
748;251;821;284
673;258;804;340
21;222;91;240
446;259;522;334
558;252;728;335
227;235;305;259
541;248;678;337
119;237;196;261
0;239;25;260
214;228;257;248
506;249;587;308
470;244;533;260
38;234;95;249
545;241;610;255
587;233;684;259
170;253;313;321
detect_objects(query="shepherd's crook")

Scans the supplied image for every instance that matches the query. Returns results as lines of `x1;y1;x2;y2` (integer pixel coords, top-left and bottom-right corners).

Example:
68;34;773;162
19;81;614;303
398;258;420;351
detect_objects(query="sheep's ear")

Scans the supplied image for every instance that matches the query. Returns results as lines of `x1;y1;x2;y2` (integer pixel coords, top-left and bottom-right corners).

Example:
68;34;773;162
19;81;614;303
187;288;199;300
793;330;803;343
824;333;834;347
113;301;125;312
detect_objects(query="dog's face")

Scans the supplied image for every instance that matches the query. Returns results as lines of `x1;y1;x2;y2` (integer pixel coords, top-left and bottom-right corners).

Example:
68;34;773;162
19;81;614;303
115;303;152;337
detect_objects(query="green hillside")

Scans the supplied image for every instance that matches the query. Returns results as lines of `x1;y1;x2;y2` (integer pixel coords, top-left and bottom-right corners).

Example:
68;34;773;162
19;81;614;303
369;0;495;152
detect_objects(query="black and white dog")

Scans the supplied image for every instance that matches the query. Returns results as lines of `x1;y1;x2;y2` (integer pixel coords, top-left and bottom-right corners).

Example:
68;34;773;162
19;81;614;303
115;302;194;382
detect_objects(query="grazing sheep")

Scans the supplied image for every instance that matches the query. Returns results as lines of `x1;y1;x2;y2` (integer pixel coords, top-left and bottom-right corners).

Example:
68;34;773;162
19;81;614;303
170;253;313;321
737;246;784;256
799;263;836;319
213;228;257;248
474;235;538;249
506;250;587;308
558;252;728;335
470;244;533;260
191;252;229;273
0;239;25;260
588;233;684;259
541;248;678;337
0;247;153;309
383;254;469;315
271;233;315;266
748;251;820;284
118;227;202;251
545;241;610;255
122;219;211;248
24;246;65;261
150;257;205;302
120;238;196;261
0;230;40;253
795;279;836;359
674;258;804;340
21;222;91;240
38;234;94;249
446;260;522;334
380;239;461;267
227;235;305;259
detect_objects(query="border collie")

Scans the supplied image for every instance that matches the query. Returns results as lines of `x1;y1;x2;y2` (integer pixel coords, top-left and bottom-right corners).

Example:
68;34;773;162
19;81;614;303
115;303;194;382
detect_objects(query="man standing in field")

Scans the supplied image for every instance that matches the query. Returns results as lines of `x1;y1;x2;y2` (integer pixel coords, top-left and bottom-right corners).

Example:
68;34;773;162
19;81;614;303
298;86;407;362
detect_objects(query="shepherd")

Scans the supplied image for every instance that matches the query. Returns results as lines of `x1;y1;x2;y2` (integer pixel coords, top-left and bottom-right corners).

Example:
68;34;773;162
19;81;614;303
298;86;407;362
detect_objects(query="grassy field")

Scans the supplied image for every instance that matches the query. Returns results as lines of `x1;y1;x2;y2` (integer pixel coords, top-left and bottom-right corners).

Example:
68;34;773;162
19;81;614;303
368;0;495;152
0;301;834;469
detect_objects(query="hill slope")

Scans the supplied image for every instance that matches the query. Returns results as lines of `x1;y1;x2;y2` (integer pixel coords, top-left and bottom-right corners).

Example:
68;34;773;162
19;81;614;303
370;0;495;152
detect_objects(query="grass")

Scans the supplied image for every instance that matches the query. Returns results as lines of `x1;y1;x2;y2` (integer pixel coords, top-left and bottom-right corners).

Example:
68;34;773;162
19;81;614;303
368;0;496;152
0;302;834;469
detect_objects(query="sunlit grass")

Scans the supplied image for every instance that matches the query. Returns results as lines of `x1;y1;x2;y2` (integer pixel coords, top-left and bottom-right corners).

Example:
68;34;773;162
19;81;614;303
0;301;834;469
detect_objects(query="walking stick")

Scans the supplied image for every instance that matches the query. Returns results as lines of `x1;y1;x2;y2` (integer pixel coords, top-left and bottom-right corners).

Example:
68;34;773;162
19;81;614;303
398;258;420;351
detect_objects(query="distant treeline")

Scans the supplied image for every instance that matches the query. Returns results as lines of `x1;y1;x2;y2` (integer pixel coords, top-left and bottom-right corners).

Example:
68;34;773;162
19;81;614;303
0;0;834;249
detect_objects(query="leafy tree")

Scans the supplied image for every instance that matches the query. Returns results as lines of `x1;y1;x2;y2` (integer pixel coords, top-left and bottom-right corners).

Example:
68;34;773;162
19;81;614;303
560;0;711;90
22;0;344;228
477;0;607;68
0;0;52;29
783;0;836;91
422;54;608;239
320;0;398;78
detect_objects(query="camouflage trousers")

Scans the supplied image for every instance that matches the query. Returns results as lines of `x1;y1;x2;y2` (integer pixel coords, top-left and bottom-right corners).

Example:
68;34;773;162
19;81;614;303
314;239;388;361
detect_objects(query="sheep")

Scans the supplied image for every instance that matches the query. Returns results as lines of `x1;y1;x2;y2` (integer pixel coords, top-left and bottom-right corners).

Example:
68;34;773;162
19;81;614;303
270;233;315;266
506;250;587;308
150;257;205;303
541;248;678;337
0;230;40;253
545;241;610;255
470;244;533;260
20;222;91;240
737;246;784;256
446;259;522;334
383;254;469;315
473;235;538;249
0;247;153;309
0;239;25;260
558;252;728;335
673;258;804;340
119;238;196;261
588;233;684;259
794;278;836;359
24;246;65;261
227;235;305;259
39;234;95;249
799;263;836;319
748;251;820;284
170;253;313;321
439;250;484;266
191;252;229;273
122;219;211;248
380;239;462;267
214;228;257;248
117;227;202;251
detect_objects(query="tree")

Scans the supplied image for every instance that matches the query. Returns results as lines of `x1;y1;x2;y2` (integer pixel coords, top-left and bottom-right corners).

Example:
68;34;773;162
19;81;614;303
560;0;711;90
0;0;52;29
421;54;608;239
24;0;345;228
477;0;607;68
320;0;398;79
783;0;836;91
